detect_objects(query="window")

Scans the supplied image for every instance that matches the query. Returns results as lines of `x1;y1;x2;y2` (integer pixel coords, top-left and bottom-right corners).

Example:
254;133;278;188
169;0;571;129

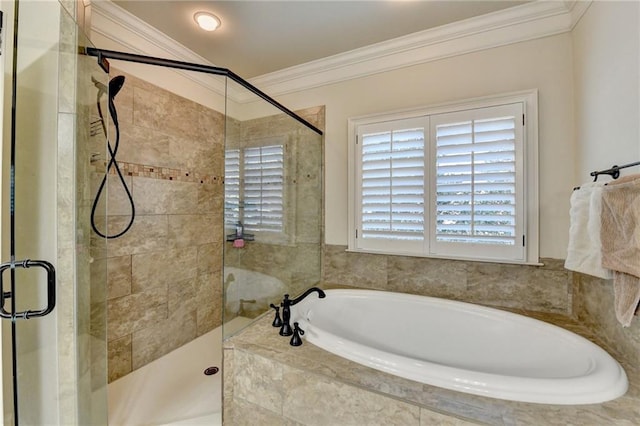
224;148;241;226
225;144;285;233
357;117;427;254
349;91;538;264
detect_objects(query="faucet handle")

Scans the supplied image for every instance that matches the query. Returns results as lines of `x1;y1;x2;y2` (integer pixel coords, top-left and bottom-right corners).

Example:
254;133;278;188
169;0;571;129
269;303;282;328
281;294;290;307
279;294;293;336
290;322;305;346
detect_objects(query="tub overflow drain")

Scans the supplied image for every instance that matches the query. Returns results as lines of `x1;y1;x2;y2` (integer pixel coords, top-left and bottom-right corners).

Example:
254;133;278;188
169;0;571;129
204;366;219;376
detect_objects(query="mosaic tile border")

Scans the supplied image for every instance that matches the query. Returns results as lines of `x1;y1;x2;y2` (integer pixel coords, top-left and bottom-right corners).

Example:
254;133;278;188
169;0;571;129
99;161;222;184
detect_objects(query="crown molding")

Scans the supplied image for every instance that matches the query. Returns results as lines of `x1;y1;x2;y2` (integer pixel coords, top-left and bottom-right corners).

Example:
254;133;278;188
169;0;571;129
91;1;247;104
252;1;589;96
91;0;590;102
565;0;593;30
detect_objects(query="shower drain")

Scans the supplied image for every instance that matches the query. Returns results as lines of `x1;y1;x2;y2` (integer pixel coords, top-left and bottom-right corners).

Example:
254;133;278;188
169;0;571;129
204;366;220;376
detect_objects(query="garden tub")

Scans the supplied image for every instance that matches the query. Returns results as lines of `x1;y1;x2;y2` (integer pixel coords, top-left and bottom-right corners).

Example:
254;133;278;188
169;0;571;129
291;289;628;405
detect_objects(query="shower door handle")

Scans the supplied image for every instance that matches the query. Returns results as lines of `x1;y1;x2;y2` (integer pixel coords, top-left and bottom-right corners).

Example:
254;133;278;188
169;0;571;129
0;259;56;320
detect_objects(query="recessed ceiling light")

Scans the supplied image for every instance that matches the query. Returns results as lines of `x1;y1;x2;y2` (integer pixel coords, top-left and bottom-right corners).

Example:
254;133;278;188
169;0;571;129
194;12;221;32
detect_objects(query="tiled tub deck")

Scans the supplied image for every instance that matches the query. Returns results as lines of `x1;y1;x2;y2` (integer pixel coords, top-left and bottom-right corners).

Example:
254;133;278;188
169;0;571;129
223;303;639;425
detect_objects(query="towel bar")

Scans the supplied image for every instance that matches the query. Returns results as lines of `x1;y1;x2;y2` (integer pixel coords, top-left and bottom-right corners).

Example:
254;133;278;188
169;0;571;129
590;160;640;182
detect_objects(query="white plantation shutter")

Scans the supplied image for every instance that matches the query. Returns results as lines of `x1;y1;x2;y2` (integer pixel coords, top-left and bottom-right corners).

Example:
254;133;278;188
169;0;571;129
356;118;427;254
224;145;285;234
243;145;284;232
224;149;241;226
430;103;524;260
350;97;534;263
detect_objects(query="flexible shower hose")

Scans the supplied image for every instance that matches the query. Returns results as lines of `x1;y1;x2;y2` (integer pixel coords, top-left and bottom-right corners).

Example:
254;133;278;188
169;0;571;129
90;76;135;239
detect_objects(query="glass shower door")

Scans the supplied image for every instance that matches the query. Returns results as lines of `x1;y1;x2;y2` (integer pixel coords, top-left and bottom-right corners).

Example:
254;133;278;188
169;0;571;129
222;77;324;339
1;2;109;424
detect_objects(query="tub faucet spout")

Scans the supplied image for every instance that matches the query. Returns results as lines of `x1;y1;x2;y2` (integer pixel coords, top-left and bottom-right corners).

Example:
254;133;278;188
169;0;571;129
279;287;326;337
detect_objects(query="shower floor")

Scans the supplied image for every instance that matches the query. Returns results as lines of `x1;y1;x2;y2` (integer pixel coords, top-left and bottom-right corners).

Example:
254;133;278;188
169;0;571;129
108;317;252;426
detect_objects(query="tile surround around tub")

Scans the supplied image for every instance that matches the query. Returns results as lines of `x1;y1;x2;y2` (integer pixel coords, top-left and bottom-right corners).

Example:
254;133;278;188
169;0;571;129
224;311;639;426
282;365;422;426
228;348;425;426
574;273;640;370
323;245;572;314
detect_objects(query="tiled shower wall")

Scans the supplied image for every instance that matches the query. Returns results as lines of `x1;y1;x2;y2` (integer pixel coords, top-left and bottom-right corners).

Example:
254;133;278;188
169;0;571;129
224;107;325;318
94;71;225;382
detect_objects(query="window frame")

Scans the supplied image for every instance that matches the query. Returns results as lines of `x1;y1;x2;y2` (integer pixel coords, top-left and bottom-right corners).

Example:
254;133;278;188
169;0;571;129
347;90;539;265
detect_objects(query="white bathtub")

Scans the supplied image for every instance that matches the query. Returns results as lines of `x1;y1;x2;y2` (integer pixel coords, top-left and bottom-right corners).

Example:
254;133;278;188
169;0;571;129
108;317;252;425
291;289;628;405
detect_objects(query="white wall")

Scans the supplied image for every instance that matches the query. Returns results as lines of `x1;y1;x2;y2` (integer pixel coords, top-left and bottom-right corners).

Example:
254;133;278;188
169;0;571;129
274;33;576;259
572;1;640;180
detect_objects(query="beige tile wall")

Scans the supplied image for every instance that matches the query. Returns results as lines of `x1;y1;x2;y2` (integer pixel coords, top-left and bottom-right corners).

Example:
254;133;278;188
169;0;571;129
323;245;572;314
223;287;639;425
95;70;225;382
573;273;640;372
98;70;324;381
223;106;325;319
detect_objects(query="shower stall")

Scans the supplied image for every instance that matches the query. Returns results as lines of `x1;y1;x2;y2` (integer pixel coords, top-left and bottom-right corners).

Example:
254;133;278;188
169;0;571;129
2;1;323;424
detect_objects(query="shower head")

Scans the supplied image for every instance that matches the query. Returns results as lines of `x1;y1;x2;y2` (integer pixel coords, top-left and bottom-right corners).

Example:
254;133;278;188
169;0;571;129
92;75;125;100
109;75;125;99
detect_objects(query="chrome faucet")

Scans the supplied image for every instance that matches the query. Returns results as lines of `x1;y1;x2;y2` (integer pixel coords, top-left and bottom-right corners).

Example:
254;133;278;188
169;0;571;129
279;287;326;336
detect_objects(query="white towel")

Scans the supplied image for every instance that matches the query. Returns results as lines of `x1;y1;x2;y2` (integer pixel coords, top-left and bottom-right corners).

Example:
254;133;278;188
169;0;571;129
565;182;613;279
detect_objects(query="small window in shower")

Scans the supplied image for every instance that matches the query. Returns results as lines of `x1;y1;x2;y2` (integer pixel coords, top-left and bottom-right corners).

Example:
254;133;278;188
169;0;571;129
225;144;285;234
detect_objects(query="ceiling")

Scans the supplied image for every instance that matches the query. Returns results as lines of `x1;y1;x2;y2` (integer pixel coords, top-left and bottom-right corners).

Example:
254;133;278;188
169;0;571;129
112;1;528;79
